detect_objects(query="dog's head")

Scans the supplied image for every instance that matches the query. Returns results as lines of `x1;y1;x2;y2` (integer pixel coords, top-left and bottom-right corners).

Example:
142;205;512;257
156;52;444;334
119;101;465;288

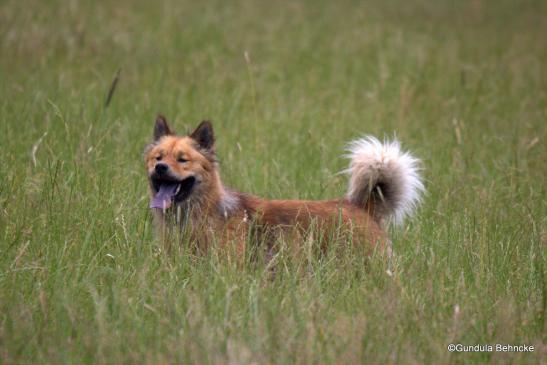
144;116;216;209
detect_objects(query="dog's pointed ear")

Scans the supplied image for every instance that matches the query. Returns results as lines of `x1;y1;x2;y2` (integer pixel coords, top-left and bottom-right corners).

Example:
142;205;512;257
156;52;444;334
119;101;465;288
154;115;173;141
190;121;215;151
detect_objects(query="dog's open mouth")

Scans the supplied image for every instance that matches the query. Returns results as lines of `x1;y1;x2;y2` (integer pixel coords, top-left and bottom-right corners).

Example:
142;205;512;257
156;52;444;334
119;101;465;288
150;176;196;209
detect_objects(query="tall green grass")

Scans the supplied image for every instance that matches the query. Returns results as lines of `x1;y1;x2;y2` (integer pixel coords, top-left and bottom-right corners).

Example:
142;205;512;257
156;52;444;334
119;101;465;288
0;0;545;363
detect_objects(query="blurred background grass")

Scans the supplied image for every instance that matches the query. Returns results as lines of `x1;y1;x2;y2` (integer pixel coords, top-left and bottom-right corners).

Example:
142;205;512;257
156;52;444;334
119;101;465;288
0;0;545;364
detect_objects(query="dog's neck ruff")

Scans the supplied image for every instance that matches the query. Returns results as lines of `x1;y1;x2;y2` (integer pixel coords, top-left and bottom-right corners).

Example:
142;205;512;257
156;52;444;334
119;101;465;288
162;184;239;224
217;187;239;219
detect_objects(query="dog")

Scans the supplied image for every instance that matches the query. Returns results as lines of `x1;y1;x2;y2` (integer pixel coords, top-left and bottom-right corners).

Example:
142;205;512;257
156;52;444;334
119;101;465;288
144;116;424;257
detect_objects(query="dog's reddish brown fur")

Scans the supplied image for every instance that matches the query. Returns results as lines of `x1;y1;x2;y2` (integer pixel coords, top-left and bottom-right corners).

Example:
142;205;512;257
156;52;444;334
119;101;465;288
145;116;390;256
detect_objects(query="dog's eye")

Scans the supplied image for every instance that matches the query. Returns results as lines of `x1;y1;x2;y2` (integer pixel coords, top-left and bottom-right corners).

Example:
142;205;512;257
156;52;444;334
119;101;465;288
177;158;188;163
156;156;162;161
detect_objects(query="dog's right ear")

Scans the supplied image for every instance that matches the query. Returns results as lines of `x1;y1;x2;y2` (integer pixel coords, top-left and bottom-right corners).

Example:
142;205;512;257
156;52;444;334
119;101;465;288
154;115;173;141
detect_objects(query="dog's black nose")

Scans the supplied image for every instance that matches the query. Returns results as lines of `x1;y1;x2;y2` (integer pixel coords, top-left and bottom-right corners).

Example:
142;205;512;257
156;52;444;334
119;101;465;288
155;163;169;175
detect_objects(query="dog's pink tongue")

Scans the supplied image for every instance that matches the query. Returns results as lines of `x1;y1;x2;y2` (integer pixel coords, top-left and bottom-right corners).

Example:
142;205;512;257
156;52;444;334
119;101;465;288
150;183;178;209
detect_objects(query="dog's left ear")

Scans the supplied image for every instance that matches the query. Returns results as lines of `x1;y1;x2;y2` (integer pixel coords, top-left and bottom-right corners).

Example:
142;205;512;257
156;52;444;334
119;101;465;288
154;115;173;141
190;121;215;151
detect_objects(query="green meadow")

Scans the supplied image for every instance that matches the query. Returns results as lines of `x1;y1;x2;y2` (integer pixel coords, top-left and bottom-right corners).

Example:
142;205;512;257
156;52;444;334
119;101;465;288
0;0;545;363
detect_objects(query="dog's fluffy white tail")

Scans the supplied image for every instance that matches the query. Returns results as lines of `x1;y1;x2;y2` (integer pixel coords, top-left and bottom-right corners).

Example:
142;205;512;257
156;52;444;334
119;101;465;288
345;136;424;226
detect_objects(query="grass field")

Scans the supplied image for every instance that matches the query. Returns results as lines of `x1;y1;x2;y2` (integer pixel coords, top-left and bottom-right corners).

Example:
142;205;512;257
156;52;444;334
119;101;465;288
0;0;545;363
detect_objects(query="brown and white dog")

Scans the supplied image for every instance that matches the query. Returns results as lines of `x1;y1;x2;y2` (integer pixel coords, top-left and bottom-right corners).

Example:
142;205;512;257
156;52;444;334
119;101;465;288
144;116;424;256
